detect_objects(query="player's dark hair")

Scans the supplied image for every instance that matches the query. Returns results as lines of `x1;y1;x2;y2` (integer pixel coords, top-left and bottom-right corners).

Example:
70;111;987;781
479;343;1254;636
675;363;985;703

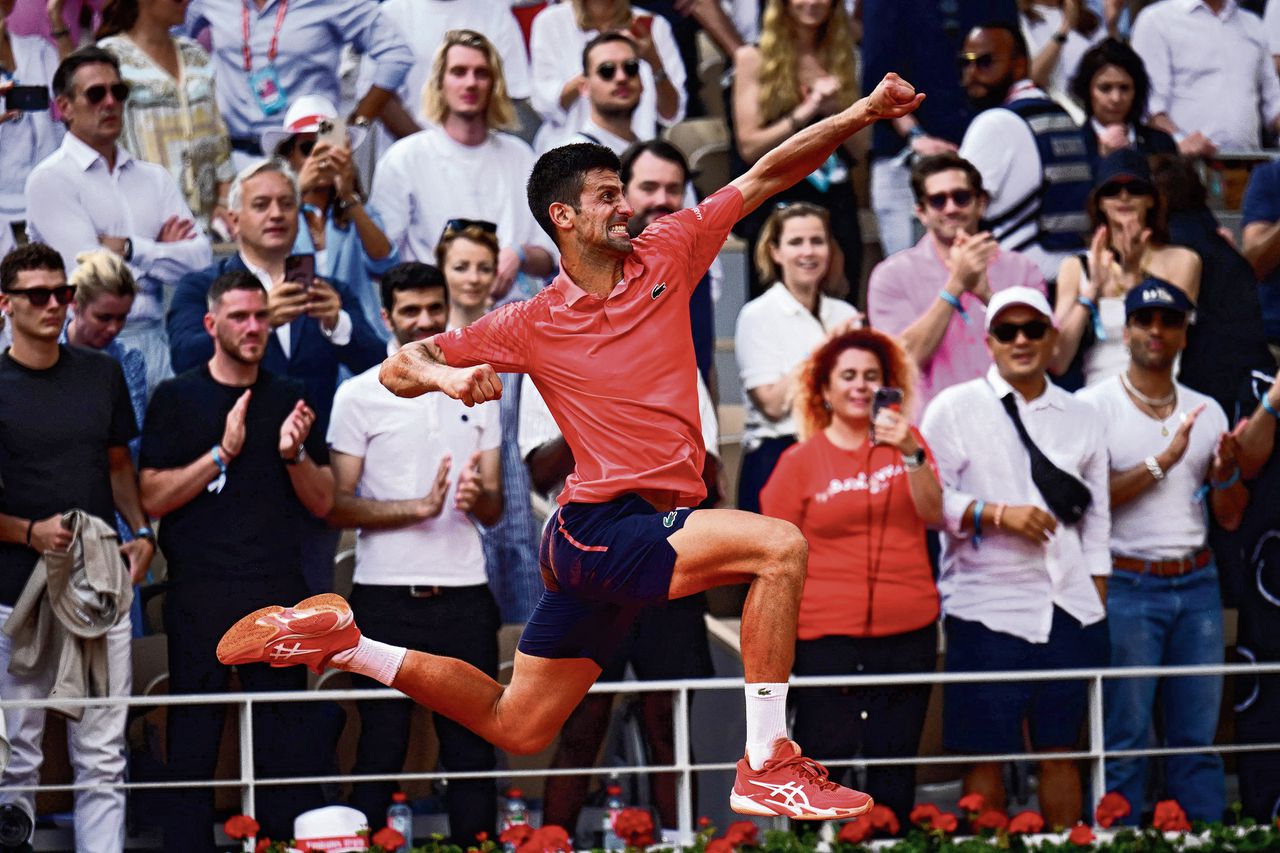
909;152;987;204
582;32;638;74
1;242;65;290
527;143;622;246
1070;37;1150;126
53;46;121;98
975;19;1029;62
207;270;266;310
380;262;449;312
619;139;690;188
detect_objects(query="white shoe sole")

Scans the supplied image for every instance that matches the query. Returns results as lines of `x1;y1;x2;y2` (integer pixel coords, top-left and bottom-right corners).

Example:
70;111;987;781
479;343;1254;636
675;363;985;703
729;793;873;820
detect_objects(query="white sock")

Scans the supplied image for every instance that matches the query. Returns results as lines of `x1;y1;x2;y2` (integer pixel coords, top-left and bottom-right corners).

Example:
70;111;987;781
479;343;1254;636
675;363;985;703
744;682;789;770
331;637;407;686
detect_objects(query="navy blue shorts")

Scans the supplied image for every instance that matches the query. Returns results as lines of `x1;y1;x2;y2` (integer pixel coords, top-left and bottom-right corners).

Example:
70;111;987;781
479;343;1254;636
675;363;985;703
517;494;693;666
943;607;1110;754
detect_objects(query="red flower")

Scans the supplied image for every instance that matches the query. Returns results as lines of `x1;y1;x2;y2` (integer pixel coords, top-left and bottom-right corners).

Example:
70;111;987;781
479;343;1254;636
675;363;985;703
613;807;656;848
723;820;759;848
476;831;489;842
1152;800;1191;833
705;839;733;853
1068;823;1095;846
1095;792;1132;829
499;824;535;848
254;840;273;853
372;827;406;850
836;818;872;845
698;817;712;828
224;815;261;840
1008;811;1045;835
957;793;987;813
531;825;573;852
934;813;958;833
867;805;899;837
909;803;942;827
973;809;1009;832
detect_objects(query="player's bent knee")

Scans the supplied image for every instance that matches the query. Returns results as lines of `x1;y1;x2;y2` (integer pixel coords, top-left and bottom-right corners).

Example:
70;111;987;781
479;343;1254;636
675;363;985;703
760;520;808;579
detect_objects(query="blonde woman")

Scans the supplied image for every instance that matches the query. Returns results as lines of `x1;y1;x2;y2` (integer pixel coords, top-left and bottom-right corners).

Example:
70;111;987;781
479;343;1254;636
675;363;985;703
731;0;862;298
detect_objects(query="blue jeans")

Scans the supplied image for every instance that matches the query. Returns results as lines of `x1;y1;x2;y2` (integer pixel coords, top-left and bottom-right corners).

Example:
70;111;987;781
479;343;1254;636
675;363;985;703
1104;562;1225;823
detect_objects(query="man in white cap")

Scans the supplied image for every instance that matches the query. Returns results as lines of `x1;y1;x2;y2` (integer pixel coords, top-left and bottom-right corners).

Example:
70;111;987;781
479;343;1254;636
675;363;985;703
921;285;1111;828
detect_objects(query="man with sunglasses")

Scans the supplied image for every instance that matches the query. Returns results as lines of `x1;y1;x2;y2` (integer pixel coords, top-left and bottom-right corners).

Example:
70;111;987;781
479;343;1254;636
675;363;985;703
0;242;154;852
957;22;1091;283
24;47;212;400
550;32;643;154
1077;281;1245;824
868;152;1044;417
921;286;1110;827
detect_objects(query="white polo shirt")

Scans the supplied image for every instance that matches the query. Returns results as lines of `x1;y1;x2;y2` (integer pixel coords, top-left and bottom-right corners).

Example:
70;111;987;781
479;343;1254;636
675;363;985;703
327;363;501;586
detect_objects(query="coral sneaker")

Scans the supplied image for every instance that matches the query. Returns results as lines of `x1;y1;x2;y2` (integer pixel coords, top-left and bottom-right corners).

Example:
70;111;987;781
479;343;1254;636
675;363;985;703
216;593;361;674
731;739;873;820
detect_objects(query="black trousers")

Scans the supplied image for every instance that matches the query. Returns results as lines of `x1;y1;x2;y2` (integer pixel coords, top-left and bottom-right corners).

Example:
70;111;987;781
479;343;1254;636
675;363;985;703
347;583;500;844
791;626;937;831
737;436;796;515
162;575;325;851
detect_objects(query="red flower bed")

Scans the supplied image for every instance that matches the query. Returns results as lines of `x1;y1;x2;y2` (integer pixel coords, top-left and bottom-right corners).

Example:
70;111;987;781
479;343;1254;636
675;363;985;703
224;815;261;840
1095;792;1132;828
1152;800;1192;833
1068;823;1095;845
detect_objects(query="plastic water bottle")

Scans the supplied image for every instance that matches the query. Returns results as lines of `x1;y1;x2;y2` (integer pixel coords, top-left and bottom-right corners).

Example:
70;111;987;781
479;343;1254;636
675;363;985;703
387;791;413;852
501;787;530;851
602;782;626;850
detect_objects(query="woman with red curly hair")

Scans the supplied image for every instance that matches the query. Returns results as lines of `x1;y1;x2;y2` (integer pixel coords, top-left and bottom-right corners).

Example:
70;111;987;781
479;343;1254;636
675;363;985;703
759;328;942;829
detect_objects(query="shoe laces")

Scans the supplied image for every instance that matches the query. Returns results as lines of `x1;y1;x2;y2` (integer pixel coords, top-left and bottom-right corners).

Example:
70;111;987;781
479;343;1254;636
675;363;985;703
767;752;839;791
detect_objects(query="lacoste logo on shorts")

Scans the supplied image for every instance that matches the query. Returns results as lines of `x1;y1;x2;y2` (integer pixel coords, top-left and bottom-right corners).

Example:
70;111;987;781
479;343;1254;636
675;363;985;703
651;283;668;300
663;510;678;528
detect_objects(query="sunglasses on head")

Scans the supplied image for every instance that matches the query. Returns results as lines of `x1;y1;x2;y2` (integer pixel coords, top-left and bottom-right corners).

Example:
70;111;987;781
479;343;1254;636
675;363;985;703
1129;307;1188;329
2;284;77;307
445;29;487;50
442;218;498;239
596;59;640;81
924;189;975;211
82;82;129;105
1097;180;1153;199
956;52;995;71
990;319;1051;343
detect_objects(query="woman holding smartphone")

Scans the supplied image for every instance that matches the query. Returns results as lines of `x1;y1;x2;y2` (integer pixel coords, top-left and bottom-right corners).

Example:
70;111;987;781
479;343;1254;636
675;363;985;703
760;328;942;831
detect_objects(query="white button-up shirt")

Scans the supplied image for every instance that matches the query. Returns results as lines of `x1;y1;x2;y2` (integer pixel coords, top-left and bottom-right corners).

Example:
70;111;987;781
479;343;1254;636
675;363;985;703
25;133;212;324
921;366;1111;643
1132;0;1280;151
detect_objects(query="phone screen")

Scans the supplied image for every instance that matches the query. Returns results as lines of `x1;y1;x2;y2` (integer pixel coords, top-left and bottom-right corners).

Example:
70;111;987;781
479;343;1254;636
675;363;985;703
870;387;904;442
4;85;50;112
283;254;315;289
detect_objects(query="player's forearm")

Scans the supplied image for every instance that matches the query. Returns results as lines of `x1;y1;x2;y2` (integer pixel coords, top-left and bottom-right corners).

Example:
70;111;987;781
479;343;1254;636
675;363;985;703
379;339;452;398
327;491;428;530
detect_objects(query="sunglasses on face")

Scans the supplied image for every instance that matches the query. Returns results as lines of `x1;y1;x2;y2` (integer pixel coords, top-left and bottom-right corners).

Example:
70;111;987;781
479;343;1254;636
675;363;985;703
82;82;130;105
990;319;1051;343
2;284;77;306
956;52;995;72
1096;181;1153;199
924;189;975;211
1129;307;1188;329
596;59;640;81
281;137;317;158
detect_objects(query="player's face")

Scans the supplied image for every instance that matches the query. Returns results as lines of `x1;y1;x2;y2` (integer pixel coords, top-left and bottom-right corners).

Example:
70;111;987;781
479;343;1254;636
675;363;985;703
986;305;1056;387
385;285;449;347
233;172;299;258
769;215;829;290
915;168;984;243
586;41;642;118
441;44;494;121
623;151;684;236
576;169;634;255
442;238;496;313
0;267;70;344
73;292;134;350
824;346;882;425
1090;63;1135;127
1124;307;1187;372
208;288;270;365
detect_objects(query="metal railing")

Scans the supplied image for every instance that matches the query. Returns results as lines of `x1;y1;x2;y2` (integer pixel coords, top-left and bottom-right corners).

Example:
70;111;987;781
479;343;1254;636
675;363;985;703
4;661;1280;844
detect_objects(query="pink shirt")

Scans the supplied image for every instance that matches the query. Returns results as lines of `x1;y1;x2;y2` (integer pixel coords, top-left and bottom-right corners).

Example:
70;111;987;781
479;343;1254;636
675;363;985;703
867;235;1045;417
435;185;744;511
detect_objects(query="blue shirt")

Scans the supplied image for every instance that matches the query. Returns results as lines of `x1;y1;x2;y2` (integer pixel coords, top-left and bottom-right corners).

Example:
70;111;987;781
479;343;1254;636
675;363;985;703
1241;159;1280;342
185;0;413;140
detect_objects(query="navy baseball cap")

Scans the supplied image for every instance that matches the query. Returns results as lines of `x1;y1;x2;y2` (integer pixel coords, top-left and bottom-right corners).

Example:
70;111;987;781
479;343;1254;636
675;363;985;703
1094;149;1153;193
1124;277;1196;317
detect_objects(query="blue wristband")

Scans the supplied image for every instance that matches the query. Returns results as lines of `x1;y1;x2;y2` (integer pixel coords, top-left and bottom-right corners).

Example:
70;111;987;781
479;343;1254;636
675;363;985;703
972;499;985;547
940;290;970;325
1262;392;1280;420
1077;295;1107;342
1211;467;1241;491
211;445;227;474
208;445;228;495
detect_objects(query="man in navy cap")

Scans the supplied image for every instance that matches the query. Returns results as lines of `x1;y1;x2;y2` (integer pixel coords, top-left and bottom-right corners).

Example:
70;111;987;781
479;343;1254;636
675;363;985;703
1078;280;1247;824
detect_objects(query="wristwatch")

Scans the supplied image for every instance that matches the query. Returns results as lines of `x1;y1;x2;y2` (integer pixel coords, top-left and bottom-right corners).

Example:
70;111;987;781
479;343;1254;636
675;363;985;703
284;444;308;466
902;448;926;470
134;526;156;546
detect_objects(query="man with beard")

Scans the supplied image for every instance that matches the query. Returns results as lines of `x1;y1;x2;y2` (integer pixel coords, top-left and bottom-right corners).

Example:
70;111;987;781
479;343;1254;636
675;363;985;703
325;262;503;841
957;22;1091;283
553;32;644;154
868;152;1044;418
1078;281;1247;824
139;270;334;850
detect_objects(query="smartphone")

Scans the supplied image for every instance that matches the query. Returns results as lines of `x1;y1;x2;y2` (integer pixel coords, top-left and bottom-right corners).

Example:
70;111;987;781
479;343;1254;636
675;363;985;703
316;116;347;151
3;85;50;112
870;386;904;443
283;254;315;290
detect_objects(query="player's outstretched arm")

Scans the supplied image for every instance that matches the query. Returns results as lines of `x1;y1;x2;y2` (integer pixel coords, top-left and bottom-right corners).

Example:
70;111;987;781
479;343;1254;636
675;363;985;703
379;337;503;406
730;72;924;216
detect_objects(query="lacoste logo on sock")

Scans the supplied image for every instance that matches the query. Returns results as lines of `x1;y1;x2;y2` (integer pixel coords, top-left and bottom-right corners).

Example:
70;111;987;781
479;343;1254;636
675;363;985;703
651;283;667;300
757;687;772;696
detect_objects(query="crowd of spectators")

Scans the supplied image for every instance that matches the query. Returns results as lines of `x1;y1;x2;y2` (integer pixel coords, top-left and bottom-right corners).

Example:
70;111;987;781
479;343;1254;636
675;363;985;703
4;0;1280;849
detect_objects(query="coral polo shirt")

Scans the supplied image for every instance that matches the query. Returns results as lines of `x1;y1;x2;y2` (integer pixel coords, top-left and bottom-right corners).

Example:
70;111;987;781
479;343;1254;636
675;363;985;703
435;185;743;511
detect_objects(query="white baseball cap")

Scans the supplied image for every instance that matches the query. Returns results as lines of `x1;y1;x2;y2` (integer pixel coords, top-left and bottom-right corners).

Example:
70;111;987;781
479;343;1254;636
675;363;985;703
259;94;367;157
985;286;1055;332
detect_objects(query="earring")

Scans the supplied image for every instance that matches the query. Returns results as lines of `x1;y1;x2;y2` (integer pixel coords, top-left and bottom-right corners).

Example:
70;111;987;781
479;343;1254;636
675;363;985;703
823;400;832;411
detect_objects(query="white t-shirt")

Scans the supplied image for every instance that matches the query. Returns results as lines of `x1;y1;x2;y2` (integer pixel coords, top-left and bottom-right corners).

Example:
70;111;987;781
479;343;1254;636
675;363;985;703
734;282;860;450
1078;375;1225;559
327;363;502;586
370;126;558;265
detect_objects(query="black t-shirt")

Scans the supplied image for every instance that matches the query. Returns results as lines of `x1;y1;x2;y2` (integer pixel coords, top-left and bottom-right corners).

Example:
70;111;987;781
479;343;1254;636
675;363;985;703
0;346;137;605
139;365;328;584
